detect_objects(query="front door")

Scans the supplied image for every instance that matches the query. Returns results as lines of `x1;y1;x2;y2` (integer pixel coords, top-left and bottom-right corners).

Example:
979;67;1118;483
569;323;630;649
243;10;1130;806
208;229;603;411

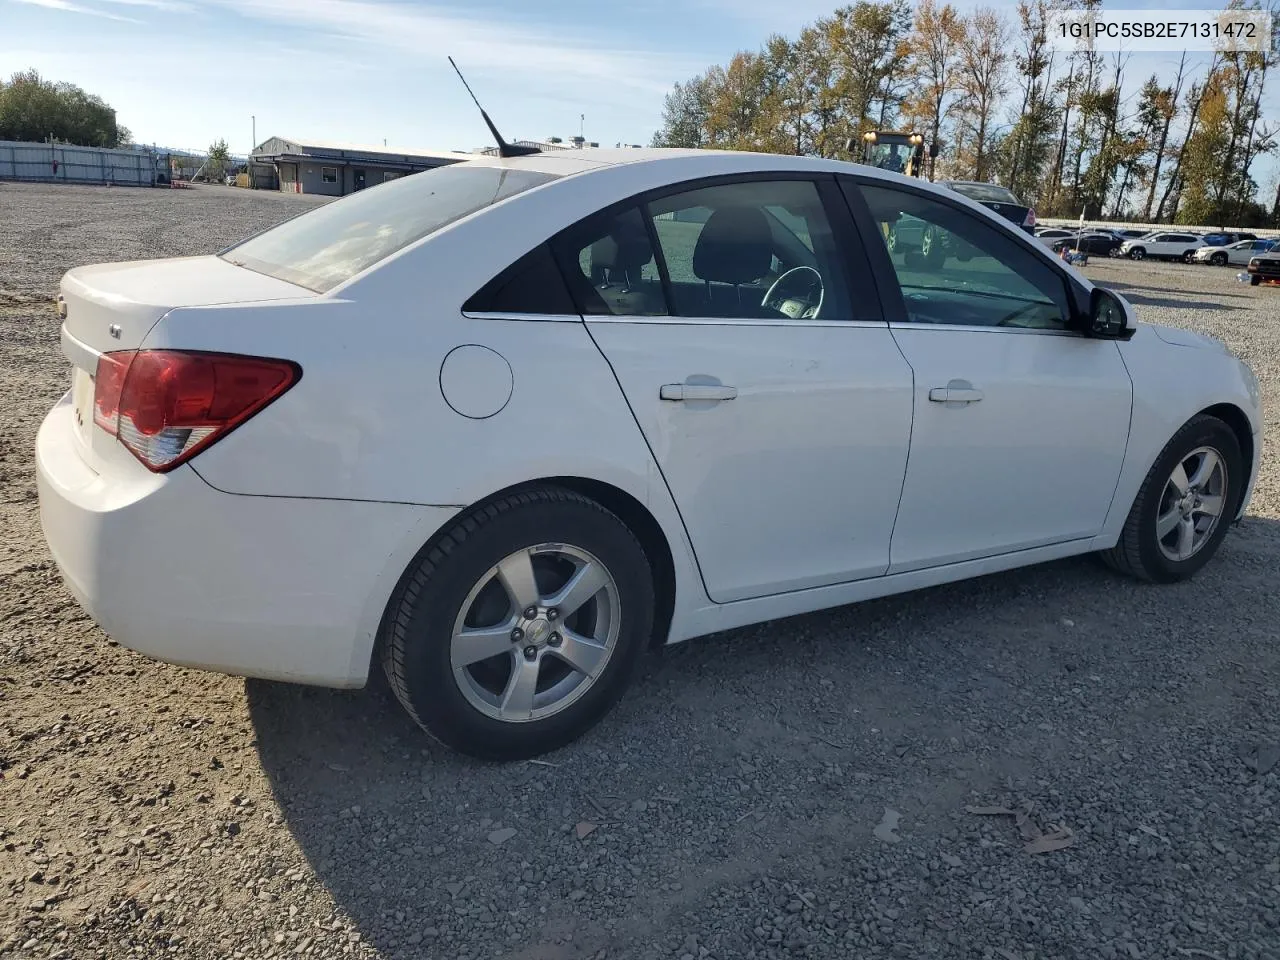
555;177;915;603
846;179;1132;574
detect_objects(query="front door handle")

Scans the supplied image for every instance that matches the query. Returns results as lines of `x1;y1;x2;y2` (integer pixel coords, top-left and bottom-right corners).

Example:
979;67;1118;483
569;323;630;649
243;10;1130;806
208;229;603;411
660;383;738;402
928;380;984;404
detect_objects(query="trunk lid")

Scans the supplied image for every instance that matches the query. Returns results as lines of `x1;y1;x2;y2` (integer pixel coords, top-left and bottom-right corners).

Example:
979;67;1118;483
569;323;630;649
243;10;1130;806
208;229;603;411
977;201;1032;226
57;255;313;463
59;255;311;355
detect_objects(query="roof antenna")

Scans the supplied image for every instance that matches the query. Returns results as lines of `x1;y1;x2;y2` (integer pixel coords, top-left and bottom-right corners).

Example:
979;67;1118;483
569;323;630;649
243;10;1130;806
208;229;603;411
448;57;540;158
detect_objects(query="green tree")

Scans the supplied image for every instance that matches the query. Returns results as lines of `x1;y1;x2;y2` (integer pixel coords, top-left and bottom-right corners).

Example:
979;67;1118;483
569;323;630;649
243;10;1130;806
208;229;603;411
651;75;711;148
0;69;128;147
1001;0;1059;205
1176;72;1232;225
206;138;231;182
1135;69;1180;221
828;0;913;135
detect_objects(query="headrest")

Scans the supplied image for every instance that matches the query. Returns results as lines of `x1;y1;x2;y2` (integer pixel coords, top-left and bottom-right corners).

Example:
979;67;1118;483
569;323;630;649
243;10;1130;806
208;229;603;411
592;218;653;272
692;207;773;285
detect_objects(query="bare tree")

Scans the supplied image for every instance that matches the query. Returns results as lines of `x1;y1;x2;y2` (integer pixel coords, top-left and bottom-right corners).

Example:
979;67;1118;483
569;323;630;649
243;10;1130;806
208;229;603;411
953;7;1011;180
901;0;965;178
1140;55;1187;220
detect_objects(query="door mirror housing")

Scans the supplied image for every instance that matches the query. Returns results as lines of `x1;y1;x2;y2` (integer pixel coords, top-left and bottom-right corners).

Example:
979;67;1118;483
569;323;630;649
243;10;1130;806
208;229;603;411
1086;286;1134;340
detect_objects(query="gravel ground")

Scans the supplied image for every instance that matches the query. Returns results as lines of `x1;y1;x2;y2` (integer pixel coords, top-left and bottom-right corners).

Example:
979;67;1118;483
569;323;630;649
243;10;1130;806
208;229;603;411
1;182;1278;960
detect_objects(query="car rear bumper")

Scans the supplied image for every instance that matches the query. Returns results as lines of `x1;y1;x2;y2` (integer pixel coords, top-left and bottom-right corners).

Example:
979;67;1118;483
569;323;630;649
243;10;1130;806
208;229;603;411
36;395;456;688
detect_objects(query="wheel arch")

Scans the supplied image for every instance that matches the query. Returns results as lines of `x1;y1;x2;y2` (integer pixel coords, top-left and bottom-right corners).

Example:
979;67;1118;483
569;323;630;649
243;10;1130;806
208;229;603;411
367;476;680;681
1200;402;1255;512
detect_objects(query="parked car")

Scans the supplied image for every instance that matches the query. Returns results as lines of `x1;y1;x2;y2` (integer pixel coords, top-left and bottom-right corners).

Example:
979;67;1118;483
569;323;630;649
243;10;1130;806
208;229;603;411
1051;232;1125;257
939;181;1036;234
1201;231;1258;247
1119;231;1206;262
1193;238;1277;266
1246;247;1280;284
1110;228;1153;240
36;151;1263;759
1035;227;1079;247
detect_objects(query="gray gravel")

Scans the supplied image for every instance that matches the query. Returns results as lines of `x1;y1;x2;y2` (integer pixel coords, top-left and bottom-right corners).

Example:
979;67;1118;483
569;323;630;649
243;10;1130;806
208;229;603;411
2;182;1278;960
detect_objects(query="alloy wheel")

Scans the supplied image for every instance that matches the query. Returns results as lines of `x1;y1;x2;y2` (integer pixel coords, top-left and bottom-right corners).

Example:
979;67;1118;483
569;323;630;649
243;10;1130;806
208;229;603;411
1155;446;1228;563
450;543;620;722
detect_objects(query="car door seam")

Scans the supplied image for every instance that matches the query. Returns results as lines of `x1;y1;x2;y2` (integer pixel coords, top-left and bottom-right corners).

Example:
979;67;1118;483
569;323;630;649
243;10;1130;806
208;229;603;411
884;324;917;574
1097;340;1139;538
579;319;719;605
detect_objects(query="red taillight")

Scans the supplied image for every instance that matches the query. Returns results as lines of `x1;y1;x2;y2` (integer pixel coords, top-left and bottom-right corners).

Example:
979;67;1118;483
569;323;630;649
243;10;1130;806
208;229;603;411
1023;207;1037;228
92;350;300;472
93;351;133;435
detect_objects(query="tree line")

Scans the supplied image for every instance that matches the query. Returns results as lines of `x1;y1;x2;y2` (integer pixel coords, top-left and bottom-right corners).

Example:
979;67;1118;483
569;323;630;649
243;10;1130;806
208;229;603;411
0;69;131;149
651;0;1277;226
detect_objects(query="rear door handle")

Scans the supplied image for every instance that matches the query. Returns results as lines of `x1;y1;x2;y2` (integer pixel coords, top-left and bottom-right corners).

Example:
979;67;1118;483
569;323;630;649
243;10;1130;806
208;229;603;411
660;383;738;402
928;380;984;404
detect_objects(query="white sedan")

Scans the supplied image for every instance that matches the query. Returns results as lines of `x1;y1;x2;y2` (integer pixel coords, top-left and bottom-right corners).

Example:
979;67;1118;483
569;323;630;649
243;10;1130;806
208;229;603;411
36;149;1263;759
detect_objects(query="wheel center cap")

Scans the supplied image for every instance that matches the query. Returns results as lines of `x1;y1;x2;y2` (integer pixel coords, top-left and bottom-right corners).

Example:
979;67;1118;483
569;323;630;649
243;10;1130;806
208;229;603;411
526;617;552;646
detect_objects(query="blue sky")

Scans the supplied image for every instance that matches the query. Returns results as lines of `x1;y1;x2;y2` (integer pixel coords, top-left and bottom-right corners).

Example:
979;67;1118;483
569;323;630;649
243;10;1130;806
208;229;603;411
2;0;1276;197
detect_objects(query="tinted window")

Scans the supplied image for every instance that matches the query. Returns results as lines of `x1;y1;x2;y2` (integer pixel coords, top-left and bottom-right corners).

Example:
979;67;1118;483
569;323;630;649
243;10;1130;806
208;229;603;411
222;164;557;293
552;206;667;316
646;179;855;320
463;244;575;315
860;183;1070;330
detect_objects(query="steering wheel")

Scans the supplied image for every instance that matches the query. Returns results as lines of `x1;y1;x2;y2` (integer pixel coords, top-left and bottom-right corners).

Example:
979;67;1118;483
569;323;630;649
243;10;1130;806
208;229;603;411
762;265;824;319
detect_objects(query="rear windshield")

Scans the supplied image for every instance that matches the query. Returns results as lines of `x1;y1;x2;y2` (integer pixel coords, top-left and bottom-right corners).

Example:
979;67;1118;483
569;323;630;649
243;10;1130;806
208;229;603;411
221;164;558;293
948;182;1021;205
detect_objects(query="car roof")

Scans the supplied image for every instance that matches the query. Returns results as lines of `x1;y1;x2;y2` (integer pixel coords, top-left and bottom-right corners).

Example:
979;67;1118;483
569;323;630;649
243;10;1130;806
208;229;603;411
459;147;969;194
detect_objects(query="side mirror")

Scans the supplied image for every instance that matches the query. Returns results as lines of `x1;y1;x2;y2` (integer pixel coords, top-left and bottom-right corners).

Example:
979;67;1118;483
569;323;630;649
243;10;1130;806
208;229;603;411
1087;287;1134;340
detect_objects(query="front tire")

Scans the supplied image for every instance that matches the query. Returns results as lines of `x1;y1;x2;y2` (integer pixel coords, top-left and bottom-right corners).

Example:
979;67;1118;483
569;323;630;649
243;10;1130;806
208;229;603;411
1129;247;1146;260
381;487;655;760
1251;275;1262;286
1182;250;1196;263
1101;415;1243;583
1211;252;1228;266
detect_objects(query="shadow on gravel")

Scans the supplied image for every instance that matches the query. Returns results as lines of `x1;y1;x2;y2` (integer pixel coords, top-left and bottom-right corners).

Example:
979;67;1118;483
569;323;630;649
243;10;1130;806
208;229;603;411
1095;278;1250;310
247;515;1280;959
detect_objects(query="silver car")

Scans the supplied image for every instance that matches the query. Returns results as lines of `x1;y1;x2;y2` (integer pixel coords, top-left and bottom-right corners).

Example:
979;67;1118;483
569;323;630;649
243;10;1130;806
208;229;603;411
1194;238;1277;266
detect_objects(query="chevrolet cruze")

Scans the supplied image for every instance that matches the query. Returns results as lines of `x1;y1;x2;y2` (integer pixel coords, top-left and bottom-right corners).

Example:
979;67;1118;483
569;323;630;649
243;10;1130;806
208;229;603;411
37;149;1263;758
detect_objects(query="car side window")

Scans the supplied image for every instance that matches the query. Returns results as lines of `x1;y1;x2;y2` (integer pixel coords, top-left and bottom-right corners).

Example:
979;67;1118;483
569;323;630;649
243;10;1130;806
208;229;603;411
462;243;576;315
859;183;1070;330
645;179;857;321
550;206;668;316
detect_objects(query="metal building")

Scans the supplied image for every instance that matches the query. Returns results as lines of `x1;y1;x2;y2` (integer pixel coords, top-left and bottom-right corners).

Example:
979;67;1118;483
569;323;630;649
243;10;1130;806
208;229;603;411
249;137;469;196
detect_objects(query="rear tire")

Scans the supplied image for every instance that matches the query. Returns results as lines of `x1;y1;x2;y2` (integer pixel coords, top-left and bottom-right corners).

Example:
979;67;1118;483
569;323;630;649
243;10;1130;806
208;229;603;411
1101;415;1243;583
380;487;654;760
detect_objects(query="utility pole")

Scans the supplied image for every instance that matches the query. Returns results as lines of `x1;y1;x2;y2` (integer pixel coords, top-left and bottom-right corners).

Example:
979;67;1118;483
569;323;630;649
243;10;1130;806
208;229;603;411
251;115;256;151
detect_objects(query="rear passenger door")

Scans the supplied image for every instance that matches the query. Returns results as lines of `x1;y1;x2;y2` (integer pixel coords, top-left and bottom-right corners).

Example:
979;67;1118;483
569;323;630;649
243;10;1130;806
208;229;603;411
555;176;916;603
